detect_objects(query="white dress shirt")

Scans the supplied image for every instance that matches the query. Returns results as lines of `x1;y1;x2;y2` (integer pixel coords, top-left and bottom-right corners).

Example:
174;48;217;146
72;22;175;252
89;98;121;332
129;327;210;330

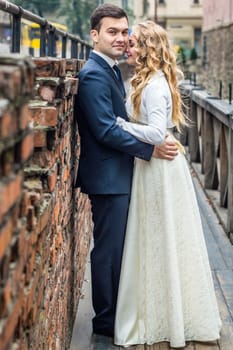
92;50;117;69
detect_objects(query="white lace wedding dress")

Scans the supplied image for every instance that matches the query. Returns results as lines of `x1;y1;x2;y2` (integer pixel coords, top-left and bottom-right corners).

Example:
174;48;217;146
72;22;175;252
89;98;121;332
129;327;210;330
114;71;222;348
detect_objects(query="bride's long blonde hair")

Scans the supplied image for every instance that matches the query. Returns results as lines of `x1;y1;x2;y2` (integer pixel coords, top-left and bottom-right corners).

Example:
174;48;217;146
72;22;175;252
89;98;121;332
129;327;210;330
130;21;186;131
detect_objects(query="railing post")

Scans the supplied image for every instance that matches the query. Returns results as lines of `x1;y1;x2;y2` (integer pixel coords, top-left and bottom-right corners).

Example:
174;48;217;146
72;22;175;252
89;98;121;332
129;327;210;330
85;46;91;60
71;39;78;58
219;80;222;99
200;108;205;174
11;12;21;52
47;27;56;57
220;125;228;207
229;83;232;105
203;110;219;189
62;35;67;58
228;113;233;236
40;24;47;57
193;72;196;86
80;43;84;59
188;99;200;162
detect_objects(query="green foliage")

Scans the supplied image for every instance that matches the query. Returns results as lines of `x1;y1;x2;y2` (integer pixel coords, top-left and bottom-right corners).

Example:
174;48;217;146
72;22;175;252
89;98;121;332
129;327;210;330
60;0;97;39
13;0;60;17
177;46;186;65
124;5;135;27
190;47;198;60
14;0;135;40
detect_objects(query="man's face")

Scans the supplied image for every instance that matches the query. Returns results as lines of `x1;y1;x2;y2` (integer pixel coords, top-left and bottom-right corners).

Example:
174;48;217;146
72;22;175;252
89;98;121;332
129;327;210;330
91;17;129;59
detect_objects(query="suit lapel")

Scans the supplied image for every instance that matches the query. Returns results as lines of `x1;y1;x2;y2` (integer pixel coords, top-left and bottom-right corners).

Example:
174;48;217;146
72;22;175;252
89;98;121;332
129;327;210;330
89;51;126;99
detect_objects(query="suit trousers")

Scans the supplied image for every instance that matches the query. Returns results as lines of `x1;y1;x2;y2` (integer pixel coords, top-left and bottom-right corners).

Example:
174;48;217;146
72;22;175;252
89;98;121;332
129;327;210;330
88;194;131;335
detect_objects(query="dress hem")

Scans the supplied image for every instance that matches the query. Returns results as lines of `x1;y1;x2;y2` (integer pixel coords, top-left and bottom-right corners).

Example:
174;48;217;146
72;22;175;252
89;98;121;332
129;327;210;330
114;335;221;348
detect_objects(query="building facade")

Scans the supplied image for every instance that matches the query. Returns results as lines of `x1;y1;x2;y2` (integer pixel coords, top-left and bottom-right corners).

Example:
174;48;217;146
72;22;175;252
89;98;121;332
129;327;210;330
201;0;233;99
155;0;203;57
105;0;203;59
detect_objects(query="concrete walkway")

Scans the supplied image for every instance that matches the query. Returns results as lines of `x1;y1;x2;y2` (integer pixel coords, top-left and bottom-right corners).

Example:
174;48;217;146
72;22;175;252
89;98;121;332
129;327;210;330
69;174;233;350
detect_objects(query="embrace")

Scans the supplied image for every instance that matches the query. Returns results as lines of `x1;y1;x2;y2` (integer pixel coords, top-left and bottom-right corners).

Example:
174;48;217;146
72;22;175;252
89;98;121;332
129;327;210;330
74;3;222;348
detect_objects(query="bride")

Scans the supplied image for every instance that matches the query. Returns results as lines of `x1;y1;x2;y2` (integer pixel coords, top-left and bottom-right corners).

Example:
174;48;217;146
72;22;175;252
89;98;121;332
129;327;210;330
114;21;222;348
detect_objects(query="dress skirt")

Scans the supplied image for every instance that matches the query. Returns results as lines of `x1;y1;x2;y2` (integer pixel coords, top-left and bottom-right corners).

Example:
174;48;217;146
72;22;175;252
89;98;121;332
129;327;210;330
114;152;222;348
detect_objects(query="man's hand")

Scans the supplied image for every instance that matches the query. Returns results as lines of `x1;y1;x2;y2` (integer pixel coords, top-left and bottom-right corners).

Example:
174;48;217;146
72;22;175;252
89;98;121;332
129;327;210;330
152;139;179;160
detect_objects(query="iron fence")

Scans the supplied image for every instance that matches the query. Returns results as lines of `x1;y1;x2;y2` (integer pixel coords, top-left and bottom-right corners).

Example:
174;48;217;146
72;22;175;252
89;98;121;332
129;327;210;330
0;0;92;59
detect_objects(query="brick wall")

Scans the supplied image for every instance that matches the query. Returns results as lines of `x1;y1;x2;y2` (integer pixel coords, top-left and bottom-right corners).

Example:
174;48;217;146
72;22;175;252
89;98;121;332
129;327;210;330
200;23;233;100
0;55;92;350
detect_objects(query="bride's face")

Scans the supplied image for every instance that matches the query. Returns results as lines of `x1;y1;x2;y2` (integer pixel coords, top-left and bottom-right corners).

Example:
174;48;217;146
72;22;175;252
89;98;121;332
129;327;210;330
126;34;138;66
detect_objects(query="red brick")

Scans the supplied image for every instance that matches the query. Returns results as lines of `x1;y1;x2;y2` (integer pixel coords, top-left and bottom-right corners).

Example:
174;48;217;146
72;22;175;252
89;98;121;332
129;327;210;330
0;108;17;139
34;129;47;148
2;149;14;177
62;165;70;184
0;65;22;100
12;256;26;291
48;164;58;192
0;173;23;221
3;279;11;309
33;58;66;77
20;190;30;218
53;201;60;227
20;133;34;162
56;227;63;249
19;104;30;130
24;275;38;319
29;106;59;127
0;218;13;260
2;291;24;347
18;220;28;263
0;55;93;350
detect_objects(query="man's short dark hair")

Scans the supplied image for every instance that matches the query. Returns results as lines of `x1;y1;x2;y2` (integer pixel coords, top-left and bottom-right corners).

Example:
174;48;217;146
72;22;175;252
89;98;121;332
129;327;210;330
90;3;128;32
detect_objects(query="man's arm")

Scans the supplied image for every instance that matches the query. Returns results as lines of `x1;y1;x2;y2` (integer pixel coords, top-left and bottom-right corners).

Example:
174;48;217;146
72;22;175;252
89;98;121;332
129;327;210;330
76;70;154;160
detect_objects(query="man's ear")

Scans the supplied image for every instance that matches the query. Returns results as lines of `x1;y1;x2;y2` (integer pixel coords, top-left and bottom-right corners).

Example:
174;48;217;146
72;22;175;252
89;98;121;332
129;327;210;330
90;29;98;44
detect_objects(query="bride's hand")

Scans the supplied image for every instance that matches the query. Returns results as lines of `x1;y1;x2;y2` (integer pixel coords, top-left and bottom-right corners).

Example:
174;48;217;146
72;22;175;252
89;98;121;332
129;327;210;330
152;139;179;160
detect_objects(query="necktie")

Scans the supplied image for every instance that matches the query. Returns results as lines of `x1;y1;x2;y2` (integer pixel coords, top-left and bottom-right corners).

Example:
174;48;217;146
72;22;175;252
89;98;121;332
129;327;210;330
113;64;126;98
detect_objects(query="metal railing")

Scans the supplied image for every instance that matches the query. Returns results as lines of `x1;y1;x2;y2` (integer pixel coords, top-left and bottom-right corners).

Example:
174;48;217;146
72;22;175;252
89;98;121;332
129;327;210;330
0;0;92;58
186;72;232;105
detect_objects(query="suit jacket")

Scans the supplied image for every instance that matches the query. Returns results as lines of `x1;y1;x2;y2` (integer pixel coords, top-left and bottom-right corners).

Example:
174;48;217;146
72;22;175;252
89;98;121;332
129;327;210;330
74;51;153;194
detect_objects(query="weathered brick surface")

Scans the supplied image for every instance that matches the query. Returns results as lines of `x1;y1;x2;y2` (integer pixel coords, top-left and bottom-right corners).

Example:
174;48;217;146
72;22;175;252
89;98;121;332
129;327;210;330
200;23;233;100
0;55;92;350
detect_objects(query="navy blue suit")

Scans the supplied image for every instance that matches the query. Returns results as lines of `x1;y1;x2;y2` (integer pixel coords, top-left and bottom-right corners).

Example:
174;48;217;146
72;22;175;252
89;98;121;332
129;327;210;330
75;52;153;335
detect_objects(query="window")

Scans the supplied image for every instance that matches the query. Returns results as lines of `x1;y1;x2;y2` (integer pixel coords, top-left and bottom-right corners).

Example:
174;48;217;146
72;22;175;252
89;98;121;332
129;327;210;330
194;27;201;56
122;0;128;8
143;0;149;15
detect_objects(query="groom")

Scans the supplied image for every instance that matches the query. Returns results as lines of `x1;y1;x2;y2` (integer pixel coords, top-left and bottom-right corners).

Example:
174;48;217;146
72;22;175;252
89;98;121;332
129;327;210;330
74;3;178;338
